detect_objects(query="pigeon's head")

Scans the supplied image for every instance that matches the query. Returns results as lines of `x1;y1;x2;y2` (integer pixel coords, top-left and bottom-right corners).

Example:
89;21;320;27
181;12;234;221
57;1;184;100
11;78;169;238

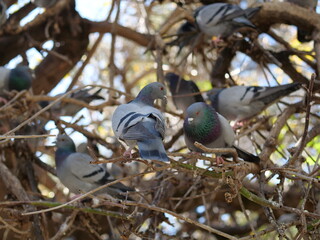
9;66;33;92
184;102;222;144
185;102;210;125
137;82;167;104
56;134;76;151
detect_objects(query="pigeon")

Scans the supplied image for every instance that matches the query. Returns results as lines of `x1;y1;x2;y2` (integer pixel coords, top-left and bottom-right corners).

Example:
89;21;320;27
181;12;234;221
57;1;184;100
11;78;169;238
194;3;261;39
55;134;134;199
112;82;168;161
0;0;7;26
287;0;317;42
77;140;100;156
207;83;302;122
0;66;33;102
165;72;204;113
32;0;57;8
183;102;260;164
168;21;201;54
39;88;104;117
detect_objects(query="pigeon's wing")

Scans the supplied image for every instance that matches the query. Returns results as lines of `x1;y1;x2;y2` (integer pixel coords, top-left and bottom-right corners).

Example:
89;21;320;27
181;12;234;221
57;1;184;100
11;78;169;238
249;83;302;105
122;117;168;161
196;3;244;26
67;153;108;184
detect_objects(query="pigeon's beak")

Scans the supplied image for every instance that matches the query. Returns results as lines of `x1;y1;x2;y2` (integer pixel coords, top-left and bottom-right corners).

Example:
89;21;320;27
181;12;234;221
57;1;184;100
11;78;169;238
187;117;194;124
162;96;167;105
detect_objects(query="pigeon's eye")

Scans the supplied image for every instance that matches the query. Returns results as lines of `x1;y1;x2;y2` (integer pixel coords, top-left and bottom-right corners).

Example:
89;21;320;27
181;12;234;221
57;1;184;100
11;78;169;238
196;111;199;115
160;87;164;90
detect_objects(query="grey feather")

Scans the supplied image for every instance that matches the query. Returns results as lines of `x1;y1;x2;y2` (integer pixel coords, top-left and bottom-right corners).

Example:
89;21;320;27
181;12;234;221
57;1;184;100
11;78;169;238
195;3;261;38
208;83;302;121
112;82;168;161
55;134;134;198
184;102;260;163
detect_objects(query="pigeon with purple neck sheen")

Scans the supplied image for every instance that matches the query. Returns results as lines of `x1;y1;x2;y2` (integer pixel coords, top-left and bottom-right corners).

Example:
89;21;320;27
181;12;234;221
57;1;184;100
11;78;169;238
183;102;260;164
165;72;204;113
194;3;261;39
112;82;168;162
55;134;134;199
207;83;302;122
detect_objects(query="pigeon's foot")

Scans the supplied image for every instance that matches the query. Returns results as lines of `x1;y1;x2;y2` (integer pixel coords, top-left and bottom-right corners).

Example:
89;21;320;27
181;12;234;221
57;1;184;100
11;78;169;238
123;149;133;158
232;120;248;130
211;36;225;48
216;156;225;165
0;97;8;105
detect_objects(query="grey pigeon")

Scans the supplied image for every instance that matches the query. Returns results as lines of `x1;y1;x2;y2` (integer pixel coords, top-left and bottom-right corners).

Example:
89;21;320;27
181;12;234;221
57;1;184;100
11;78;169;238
165;72;204;113
0;0;6;26
184;102;260;164
195;3;261;39
77;140;100;156
40;88;104;117
287;0;317;42
0;66;33;100
208;83;302;122
112;82;168;161
55;134;133;199
32;0;57;8
168;21;200;54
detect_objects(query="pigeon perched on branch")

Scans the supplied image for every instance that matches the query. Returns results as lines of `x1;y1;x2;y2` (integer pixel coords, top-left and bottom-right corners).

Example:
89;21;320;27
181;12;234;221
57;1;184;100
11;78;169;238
55;134;133;199
184;102;260;164
195;3;261;39
208;83;302;122
112;82;168;162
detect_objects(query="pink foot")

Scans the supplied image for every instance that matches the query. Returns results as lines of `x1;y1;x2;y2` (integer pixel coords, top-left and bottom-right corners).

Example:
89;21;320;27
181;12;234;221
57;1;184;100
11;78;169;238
123;149;132;158
211;36;224;48
216;156;225;165
232;120;247;130
0;97;8;105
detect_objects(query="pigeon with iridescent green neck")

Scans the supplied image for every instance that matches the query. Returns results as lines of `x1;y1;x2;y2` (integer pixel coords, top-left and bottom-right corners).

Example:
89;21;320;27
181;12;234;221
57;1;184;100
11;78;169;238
0;66;33;102
183;102;260;164
112;82;168;161
55;134;133;199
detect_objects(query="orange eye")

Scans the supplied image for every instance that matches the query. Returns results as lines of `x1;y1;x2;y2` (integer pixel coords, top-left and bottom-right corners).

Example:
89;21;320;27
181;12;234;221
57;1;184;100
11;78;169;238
196;111;199;115
160;87;164;90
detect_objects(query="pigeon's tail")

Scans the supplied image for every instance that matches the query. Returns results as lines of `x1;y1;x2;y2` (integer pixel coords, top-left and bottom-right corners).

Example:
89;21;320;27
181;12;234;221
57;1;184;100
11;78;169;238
234;146;260;164
259;82;302;105
137;138;168;162
245;6;261;19
90;88;105;101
